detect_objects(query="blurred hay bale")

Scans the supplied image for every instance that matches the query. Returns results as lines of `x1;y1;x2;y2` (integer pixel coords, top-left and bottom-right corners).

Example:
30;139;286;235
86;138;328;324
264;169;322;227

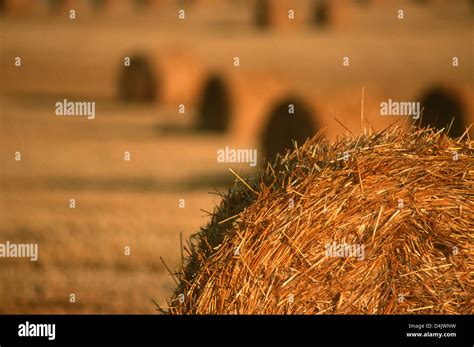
197;70;289;137
48;0;161;17
418;85;474;138
312;0;352;29
255;0;306;30
197;74;232;131
183;0;224;7
260;96;319;162
113;0;165;14
196;78;398;157
49;0;98;15
118;49;206;105
166;125;473;314
118;53;157;102
91;0;135;15
309;86;395;142
0;0;49;16
259;86;401;158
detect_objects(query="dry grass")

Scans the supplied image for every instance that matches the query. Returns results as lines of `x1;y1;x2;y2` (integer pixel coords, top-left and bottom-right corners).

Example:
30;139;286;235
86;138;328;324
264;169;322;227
167;125;473;314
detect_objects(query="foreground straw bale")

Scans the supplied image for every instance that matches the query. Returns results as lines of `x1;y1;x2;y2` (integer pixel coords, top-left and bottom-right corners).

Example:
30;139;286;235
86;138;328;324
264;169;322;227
166;126;473;314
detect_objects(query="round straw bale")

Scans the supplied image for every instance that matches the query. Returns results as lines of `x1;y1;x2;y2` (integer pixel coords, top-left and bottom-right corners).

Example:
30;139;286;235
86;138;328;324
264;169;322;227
418;85;473;138
198;80;399;145
119;0;165;14
0;0;48;16
186;0;224;7
119;53;157;102
260;86;409;150
197;74;232;131
49;0;98;15
49;0;161;17
133;0;162;10
312;0;352;29
354;0;371;7
197;70;289;137
255;0;306;30
310;86;399;142
166;125;473;314
118;49;205;105
255;0;270;28
261;96;319;162
258;86;396;159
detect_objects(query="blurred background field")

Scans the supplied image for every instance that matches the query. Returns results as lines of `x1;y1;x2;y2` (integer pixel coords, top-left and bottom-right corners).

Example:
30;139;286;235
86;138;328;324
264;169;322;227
0;0;472;313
